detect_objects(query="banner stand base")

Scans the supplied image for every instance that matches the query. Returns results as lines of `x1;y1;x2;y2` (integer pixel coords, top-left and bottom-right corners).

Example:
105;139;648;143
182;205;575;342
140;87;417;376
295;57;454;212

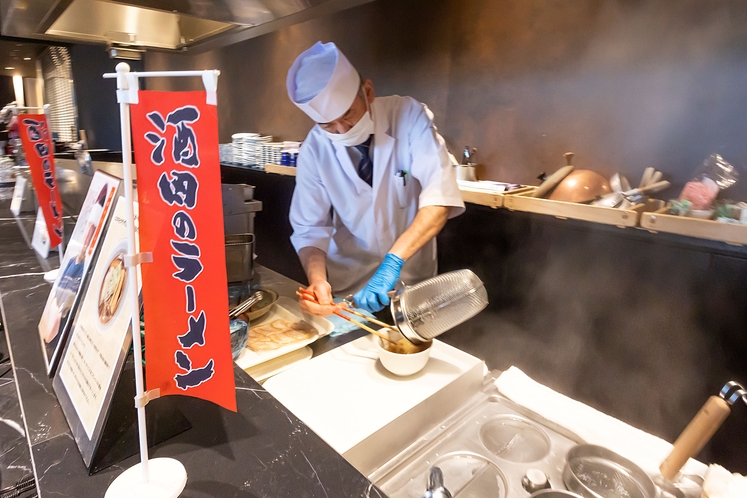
105;457;187;498
88;354;192;474
43;268;59;284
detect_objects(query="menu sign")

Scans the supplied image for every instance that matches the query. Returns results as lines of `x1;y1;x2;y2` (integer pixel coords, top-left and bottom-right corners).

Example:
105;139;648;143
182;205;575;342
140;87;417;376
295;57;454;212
131;90;236;412
38;171;120;375
10;176;27;216
58;197;139;438
31;208;50;258
17;114;63;248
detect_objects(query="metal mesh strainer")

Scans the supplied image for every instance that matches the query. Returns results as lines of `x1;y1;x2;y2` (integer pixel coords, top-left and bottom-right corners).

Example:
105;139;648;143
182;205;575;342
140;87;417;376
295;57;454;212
390;269;488;344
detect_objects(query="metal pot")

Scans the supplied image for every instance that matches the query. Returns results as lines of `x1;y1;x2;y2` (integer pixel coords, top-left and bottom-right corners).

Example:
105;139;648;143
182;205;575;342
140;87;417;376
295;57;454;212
563;444;656;498
531;491;583;498
224;233;254;284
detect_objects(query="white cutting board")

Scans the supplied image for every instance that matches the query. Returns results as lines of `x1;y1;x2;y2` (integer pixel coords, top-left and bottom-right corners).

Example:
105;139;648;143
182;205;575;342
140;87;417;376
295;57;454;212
264;335;485;474
234;297;333;371
245;346;313;384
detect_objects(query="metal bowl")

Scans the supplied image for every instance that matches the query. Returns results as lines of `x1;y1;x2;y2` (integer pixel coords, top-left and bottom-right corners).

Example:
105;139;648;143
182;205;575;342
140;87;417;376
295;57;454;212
563;444;656;498
239;289;279;322
531;491;583;498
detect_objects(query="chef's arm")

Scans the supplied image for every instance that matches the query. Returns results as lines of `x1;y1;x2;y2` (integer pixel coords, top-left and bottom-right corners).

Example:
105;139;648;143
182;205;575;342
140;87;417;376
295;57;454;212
298;246;342;316
389;205;449;261
298;246;327;286
351;205;449;312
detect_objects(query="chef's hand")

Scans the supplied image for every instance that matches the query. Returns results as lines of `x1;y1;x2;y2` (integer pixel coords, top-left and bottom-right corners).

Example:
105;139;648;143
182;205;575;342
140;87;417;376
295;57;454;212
299;280;344;317
353;253;405;313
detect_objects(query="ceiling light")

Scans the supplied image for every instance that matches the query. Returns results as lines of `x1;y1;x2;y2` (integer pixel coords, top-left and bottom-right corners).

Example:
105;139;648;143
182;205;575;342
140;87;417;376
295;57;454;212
23;57;31;61
5;67;14;70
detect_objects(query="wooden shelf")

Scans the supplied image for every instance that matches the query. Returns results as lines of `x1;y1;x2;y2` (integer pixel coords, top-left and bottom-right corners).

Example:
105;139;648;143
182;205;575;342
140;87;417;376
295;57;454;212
221;166;745;249
264;164;297;176
641;208;747;246
458;186;534;209
503;190;663;228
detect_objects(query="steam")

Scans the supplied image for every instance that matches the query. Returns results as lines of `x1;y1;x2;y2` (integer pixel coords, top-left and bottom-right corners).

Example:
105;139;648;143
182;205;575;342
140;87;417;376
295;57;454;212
443;223;716;454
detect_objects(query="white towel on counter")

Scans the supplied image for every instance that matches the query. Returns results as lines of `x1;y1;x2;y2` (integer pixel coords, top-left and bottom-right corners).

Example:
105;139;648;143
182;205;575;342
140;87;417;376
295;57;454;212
495;366;708;479
703;465;747;498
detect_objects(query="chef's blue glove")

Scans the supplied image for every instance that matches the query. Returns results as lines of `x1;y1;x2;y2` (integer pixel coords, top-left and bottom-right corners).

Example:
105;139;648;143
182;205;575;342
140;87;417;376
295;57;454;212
353;253;405;313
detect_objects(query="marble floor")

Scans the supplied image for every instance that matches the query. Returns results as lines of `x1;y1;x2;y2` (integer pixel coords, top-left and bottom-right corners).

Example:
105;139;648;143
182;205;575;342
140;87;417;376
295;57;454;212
0;319;35;496
0;189;44;496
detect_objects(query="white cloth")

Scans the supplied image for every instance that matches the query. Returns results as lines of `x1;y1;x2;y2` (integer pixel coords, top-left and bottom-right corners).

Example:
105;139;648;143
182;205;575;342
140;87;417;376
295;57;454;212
286;41;360;123
495;366;708;479
703;465;747;498
290;95;465;296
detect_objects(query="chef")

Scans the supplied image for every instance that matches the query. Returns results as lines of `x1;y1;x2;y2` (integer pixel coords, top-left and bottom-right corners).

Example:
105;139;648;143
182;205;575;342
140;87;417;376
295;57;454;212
287;41;464;315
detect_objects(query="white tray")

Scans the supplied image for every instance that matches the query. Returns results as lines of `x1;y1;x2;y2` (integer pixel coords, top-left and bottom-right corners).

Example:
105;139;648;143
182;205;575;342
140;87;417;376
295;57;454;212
234;297;333;371
263;335;485;475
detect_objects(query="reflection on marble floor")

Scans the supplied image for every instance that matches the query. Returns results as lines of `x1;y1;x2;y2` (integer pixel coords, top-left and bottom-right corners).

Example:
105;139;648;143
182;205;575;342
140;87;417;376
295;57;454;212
0;325;34;492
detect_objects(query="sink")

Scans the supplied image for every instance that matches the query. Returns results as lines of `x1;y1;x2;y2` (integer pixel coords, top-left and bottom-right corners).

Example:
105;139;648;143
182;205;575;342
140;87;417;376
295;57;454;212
369;373;584;498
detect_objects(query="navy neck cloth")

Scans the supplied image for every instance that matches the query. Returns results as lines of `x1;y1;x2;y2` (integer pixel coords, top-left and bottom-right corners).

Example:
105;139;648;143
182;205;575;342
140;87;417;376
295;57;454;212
353;135;374;186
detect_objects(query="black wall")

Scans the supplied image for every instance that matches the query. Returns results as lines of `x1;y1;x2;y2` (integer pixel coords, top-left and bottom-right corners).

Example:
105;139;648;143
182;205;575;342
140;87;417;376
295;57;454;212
0;76;15;107
144;0;747;198
71;44;144;150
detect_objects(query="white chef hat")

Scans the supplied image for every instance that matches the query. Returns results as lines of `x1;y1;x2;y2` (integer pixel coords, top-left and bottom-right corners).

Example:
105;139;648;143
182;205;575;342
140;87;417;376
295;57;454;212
286;41;360;123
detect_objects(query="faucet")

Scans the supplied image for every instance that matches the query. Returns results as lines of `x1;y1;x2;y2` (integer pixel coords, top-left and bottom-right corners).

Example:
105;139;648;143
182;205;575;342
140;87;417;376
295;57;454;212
423;467;452;498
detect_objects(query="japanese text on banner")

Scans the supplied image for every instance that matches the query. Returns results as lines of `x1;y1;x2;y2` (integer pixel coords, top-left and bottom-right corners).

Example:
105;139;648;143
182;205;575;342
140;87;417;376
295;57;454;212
18;114;63;248
131;90;236;412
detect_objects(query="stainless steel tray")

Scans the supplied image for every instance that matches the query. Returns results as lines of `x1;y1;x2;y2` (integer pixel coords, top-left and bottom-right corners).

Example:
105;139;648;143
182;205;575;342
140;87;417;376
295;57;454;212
370;372;584;498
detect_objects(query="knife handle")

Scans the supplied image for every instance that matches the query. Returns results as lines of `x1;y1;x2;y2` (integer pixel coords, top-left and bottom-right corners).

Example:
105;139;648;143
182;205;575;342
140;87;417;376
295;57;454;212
659;395;731;481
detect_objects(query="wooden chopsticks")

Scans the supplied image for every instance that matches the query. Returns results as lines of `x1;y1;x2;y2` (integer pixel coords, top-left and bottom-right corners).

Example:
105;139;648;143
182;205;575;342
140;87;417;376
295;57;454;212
295;288;397;345
297;288;394;329
335;305;395;331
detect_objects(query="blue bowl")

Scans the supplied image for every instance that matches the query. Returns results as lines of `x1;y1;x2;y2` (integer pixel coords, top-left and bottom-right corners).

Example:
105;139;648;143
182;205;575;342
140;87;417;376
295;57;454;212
229;318;249;359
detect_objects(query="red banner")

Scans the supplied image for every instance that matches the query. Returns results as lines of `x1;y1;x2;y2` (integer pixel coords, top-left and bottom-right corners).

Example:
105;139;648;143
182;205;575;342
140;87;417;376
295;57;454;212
131;91;236;411
18;114;63;248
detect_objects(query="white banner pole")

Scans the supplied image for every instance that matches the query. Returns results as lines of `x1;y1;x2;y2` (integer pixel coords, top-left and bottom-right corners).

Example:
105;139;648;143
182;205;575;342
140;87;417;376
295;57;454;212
105;62;187;498
115;62;150;483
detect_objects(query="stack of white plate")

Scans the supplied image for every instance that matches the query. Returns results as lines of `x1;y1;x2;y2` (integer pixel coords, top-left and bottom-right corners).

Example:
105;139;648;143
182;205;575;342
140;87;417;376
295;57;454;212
231;133;259;166
231;133;273;167
260;142;284;166
219;143;235;164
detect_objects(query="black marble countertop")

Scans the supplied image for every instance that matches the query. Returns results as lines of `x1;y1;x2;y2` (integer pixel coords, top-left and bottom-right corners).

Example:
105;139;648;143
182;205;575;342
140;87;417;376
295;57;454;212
0;171;384;497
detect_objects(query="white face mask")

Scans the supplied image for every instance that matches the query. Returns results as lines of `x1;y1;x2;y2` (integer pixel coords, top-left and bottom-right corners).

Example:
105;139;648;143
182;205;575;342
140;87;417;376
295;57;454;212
323;99;374;147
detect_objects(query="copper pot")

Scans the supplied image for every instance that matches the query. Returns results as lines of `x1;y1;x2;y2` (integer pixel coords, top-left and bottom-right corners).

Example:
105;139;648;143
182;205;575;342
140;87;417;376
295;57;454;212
548;170;611;203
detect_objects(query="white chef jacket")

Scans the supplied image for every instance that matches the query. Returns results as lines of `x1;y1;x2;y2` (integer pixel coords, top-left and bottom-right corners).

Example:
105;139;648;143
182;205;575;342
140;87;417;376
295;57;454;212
290;95;465;296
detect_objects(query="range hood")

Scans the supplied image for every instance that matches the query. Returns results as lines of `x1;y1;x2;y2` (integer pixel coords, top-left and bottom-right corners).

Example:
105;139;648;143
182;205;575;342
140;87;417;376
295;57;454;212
0;0;373;52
